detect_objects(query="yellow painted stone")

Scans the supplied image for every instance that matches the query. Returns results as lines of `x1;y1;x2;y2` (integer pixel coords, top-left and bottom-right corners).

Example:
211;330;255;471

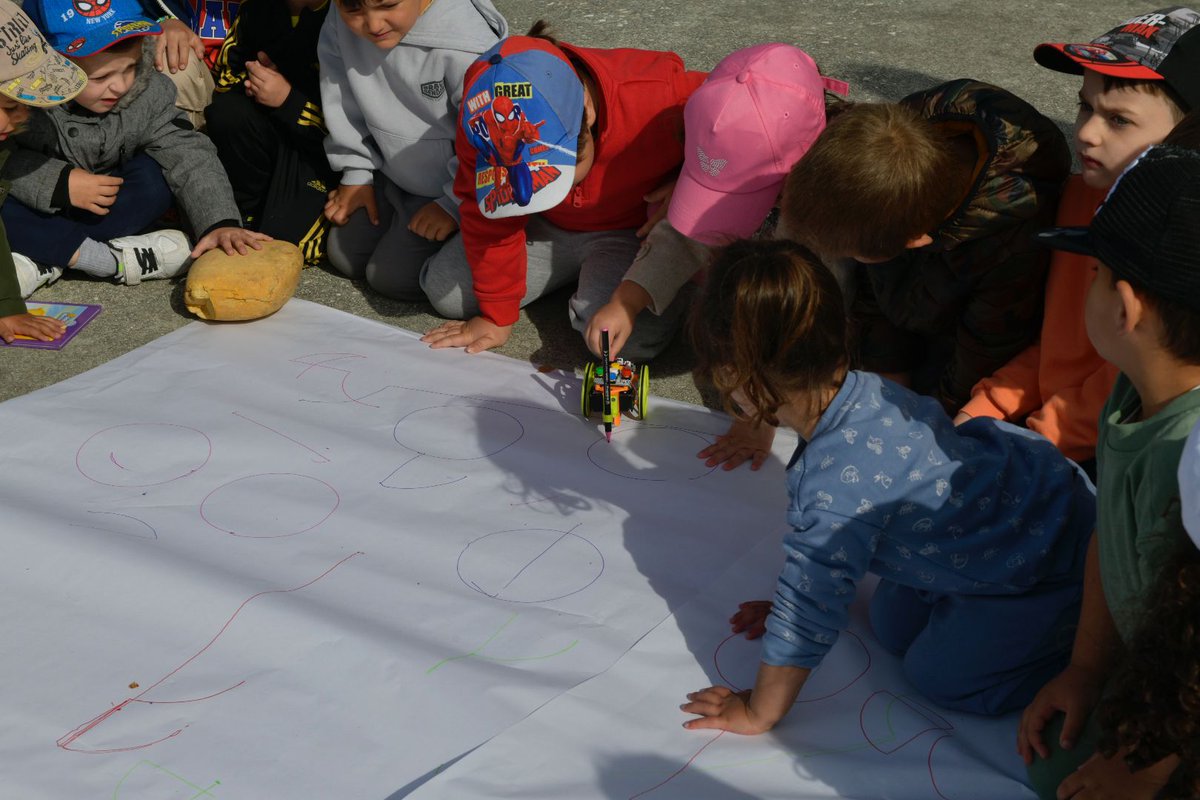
184;241;303;321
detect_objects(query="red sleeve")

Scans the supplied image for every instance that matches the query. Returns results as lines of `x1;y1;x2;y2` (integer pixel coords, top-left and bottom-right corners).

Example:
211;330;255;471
454;65;530;328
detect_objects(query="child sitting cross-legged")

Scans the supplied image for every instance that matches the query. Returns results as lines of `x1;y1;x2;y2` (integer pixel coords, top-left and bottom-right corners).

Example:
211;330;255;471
679;239;1096;734
2;0;266;296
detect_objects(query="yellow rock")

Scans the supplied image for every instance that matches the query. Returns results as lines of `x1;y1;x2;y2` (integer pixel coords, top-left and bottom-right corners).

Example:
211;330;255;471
184;241;303;321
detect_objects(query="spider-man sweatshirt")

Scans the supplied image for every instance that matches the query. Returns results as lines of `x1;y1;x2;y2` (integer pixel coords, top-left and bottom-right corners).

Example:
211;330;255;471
453;42;706;327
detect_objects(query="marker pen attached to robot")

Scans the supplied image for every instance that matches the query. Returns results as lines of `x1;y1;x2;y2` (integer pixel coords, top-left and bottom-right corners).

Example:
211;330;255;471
601;329;613;443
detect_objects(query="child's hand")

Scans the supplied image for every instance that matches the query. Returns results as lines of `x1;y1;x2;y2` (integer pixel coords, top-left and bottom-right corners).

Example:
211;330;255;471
681;686;769;735
637;179;676;237
245;52;291;109
154;19;204;73
408;201;458;242
190;227;272;258
422;316;512;354
730;600;773;639
0;312;67;343
585;300;636;358
698;417;776;471
1055;751;1178;800
68;169;123;215
1017;664;1104;764
325;183;378;227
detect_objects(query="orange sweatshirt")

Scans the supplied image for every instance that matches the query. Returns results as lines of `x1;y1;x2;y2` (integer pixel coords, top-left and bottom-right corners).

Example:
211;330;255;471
961;175;1118;463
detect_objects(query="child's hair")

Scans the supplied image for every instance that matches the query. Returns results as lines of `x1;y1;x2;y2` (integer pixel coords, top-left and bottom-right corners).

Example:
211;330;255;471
335;0;386;14
779;103;973;260
1134;288;1200;363
72;36;142;63
1095;541;1200;798
1101;75;1188;123
689;239;848;427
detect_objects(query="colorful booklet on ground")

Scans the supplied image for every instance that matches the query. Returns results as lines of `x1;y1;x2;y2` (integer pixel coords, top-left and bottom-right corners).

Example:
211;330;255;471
1;302;102;350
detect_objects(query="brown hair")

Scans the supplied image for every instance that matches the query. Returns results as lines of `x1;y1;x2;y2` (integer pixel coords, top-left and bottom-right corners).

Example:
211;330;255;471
1139;290;1200;363
779;103;971;261
1095;542;1200;797
1101;75;1189;122
1163;109;1200;149
689;239;848;426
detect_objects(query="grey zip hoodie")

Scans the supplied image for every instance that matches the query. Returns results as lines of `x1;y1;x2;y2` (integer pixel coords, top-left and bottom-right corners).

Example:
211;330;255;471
2;40;240;236
318;0;507;221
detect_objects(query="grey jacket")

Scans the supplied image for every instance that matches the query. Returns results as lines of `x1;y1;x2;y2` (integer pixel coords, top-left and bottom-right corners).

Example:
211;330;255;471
3;41;240;235
318;0;506;220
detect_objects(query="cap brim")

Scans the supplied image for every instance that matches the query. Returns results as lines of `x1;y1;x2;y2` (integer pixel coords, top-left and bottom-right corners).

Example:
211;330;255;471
1034;42;1163;80
1032;226;1097;257
65;25;162;59
668;166;778;245
0;49;87;108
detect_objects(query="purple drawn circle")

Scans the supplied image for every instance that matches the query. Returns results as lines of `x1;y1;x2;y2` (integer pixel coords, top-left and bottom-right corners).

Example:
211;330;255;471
457;528;604;603
76;423;212;487
586;427;716;482
200;473;340;538
714;629;870;703
394;406;524;460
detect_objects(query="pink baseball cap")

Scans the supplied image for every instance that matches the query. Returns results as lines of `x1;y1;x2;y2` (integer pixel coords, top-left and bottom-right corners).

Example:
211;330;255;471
668;43;849;245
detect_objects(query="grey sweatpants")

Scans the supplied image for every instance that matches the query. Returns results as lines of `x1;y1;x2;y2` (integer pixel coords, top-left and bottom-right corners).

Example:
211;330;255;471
419;216;692;360
326;179;448;301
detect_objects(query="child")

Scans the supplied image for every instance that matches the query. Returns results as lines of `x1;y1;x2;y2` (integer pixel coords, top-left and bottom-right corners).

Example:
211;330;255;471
133;0;212;128
319;0;506;298
419;26;706;355
679;239;1095;734
957;8;1197;471
206;0;336;265
0;0;86;343
581;43;849;360
4;0;265;290
699;79;1072;472
1060;422;1200;799
1017;145;1200;798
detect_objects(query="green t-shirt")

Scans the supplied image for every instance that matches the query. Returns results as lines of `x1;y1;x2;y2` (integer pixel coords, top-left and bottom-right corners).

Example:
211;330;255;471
1097;373;1200;641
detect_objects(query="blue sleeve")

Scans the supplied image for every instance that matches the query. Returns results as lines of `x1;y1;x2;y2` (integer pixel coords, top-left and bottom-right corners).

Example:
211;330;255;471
761;508;878;669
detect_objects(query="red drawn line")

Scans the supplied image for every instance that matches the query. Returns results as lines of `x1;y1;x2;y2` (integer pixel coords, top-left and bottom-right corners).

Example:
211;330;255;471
858;690;954;756
232;411;330;463
928;733;956;800
290;353;377;407
712;629;871;703
109;452;127;470
57;552;364;753
628;731;725;799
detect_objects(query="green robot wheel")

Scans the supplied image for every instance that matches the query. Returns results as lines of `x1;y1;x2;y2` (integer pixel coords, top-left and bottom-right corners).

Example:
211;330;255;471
637;364;650;420
581;361;596;418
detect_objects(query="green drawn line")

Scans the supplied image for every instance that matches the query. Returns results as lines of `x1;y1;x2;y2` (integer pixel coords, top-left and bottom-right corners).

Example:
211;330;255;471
427;613;579;674
113;759;220;799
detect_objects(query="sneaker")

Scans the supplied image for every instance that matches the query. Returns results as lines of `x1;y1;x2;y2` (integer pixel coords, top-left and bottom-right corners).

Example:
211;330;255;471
13;252;62;298
109;230;191;286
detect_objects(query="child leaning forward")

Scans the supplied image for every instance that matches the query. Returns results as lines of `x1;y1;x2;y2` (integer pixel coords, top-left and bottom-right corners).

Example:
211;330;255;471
680;239;1096;734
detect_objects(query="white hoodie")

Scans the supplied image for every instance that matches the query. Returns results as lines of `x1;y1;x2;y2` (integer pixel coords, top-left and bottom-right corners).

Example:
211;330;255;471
318;0;507;220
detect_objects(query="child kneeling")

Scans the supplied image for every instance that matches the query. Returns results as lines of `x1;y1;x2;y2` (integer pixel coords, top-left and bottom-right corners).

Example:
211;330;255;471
680;239;1096;734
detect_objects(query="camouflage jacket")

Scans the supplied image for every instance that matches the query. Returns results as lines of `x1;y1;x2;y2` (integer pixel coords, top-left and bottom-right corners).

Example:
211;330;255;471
852;79;1071;412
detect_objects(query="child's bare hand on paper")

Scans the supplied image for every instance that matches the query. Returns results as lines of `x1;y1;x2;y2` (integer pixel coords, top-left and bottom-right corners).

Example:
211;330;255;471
0;312;66;343
681;686;768;735
69;169;123;215
422;316;512;354
191;227;272;258
698;417;776;471
325;183;377;226
408;201;458;241
730;600;772;639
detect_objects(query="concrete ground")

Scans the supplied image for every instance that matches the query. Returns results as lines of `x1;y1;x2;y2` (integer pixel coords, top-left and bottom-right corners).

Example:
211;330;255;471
0;0;1140;404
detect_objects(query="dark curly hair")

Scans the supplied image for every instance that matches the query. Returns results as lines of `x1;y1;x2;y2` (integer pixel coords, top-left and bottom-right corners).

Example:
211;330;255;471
1095;541;1200;798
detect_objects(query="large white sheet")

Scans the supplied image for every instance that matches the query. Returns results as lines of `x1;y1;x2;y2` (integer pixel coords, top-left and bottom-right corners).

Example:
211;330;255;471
410;535;1037;800
0;300;799;798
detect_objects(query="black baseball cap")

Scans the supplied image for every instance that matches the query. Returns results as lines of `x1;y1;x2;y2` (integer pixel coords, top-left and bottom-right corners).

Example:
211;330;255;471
1035;6;1200;111
1034;145;1200;310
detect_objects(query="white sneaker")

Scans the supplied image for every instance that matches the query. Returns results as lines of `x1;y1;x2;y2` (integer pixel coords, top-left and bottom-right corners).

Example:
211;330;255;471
13;252;62;298
109;230;192;286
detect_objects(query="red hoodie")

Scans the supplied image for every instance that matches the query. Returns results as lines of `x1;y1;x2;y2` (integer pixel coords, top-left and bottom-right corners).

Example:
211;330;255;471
454;43;706;326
